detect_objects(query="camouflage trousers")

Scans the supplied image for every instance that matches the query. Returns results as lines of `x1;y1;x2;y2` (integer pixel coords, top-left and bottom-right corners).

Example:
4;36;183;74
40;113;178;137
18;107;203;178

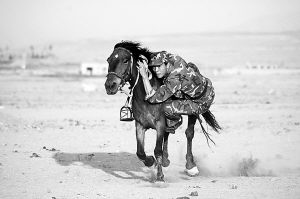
163;84;215;132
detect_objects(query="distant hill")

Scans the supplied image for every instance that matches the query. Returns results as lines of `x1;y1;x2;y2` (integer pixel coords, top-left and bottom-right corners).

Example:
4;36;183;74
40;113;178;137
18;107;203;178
2;31;300;74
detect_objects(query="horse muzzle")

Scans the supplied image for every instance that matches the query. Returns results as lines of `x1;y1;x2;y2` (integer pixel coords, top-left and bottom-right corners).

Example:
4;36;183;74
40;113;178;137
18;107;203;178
104;78;121;95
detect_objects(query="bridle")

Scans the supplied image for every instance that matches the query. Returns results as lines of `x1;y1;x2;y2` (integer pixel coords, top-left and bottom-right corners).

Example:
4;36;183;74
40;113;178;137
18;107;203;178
106;47;135;86
106;47;143;121
106;47;152;121
106;47;149;98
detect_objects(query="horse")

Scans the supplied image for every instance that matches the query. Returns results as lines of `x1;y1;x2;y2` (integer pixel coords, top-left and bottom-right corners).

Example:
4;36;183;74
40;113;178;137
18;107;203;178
104;41;221;182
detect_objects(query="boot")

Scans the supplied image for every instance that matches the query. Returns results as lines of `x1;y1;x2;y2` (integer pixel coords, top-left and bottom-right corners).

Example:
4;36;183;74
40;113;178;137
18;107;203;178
165;115;183;134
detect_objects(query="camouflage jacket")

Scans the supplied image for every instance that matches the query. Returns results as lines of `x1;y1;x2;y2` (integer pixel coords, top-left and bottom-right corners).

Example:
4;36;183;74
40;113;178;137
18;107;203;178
147;53;212;104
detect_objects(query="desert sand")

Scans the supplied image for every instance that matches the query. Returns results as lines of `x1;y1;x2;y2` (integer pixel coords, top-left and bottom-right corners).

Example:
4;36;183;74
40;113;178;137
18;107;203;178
0;66;299;199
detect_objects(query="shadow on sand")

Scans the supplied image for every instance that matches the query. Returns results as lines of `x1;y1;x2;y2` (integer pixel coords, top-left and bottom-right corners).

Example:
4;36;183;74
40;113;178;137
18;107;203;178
53;151;154;182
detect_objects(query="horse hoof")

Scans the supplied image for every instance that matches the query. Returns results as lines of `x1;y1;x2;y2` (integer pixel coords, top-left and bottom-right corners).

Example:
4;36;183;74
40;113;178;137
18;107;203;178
149;163;157;170
145;156;156;167
162;158;170;167
153;179;168;187
155;178;165;184
185;166;199;177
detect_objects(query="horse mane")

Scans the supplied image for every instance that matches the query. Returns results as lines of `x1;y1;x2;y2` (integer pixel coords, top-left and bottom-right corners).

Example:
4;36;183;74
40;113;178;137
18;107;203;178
114;41;153;63
114;40;163;90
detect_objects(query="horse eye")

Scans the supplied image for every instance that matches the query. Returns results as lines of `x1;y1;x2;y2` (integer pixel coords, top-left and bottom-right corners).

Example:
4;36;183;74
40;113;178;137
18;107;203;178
123;60;129;64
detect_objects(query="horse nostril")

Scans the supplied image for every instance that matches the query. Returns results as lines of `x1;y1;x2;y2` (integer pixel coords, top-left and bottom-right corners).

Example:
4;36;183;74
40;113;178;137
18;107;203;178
105;81;117;90
104;81;109;89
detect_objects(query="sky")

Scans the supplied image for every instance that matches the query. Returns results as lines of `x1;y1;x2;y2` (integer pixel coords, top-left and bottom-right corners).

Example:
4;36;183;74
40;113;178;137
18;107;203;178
0;0;300;47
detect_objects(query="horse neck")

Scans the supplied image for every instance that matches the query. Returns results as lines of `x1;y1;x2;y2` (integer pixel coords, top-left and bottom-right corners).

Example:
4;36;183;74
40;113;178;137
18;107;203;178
130;61;146;103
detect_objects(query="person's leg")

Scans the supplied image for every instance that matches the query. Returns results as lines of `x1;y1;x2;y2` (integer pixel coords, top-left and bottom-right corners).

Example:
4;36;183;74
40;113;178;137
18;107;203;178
196;85;215;114
164;113;182;134
163;99;199;133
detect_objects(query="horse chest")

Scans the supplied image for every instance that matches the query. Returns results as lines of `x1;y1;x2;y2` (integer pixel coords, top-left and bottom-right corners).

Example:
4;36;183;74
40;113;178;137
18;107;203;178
132;104;158;128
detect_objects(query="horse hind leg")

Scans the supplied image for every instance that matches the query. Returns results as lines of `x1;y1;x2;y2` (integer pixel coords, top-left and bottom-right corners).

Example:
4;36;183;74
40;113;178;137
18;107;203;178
153;121;167;182
185;115;199;176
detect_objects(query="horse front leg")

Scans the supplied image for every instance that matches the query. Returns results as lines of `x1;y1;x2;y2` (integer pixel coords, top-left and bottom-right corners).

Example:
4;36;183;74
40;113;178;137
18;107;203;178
135;121;156;167
185;115;199;176
162;131;170;167
154;123;165;182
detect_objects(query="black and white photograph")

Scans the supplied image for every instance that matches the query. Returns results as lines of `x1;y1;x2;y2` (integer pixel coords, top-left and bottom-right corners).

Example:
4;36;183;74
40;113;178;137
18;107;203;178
0;0;300;198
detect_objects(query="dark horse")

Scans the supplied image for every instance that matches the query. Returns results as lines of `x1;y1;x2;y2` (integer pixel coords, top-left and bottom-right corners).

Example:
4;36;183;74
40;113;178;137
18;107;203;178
104;41;221;182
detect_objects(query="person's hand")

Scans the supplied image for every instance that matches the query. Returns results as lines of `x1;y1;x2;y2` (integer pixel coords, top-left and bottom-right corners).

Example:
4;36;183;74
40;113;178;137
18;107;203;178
137;60;148;78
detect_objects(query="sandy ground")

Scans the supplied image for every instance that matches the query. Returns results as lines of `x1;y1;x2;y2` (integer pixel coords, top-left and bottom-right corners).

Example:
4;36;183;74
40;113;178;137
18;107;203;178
0;70;300;199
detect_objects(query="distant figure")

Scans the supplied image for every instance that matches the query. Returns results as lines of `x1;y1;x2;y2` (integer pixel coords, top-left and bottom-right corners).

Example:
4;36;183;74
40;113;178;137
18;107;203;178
87;67;93;76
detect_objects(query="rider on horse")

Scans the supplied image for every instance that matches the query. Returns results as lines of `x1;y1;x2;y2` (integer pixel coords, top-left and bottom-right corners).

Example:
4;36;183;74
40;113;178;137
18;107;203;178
138;51;215;134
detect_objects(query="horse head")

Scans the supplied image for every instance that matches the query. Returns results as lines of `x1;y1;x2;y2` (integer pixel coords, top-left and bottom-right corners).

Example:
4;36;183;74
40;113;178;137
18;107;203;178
104;41;152;95
104;47;134;95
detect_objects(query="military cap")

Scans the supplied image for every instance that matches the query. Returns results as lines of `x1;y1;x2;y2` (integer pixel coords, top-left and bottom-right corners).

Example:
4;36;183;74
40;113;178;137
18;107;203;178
149;51;168;66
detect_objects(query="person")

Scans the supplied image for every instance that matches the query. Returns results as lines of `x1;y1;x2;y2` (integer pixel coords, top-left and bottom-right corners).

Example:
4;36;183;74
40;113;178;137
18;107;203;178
138;51;215;134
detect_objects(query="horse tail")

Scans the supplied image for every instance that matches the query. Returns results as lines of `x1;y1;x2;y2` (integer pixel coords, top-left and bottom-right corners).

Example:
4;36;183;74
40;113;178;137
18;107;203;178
195;110;221;147
201;110;222;133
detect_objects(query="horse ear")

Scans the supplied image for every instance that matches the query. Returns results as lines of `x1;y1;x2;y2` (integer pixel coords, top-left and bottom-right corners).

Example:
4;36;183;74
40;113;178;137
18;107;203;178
139;55;148;64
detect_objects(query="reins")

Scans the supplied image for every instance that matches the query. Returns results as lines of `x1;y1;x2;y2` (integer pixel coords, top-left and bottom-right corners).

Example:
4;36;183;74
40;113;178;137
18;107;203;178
120;65;140;107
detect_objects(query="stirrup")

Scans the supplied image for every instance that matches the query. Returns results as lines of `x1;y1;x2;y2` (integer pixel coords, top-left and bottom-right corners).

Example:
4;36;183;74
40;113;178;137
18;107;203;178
120;106;134;121
120;96;134;122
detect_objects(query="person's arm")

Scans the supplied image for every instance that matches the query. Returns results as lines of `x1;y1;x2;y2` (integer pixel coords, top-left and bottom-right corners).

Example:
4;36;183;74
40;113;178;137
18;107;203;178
147;84;174;103
138;61;181;103
137;60;155;99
